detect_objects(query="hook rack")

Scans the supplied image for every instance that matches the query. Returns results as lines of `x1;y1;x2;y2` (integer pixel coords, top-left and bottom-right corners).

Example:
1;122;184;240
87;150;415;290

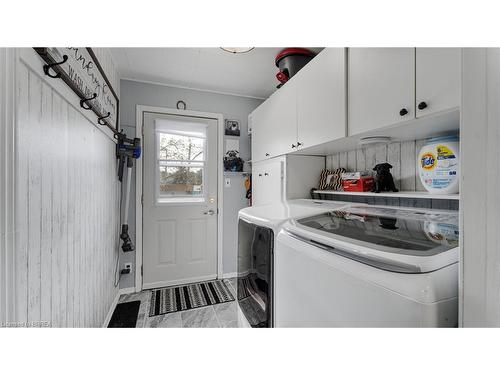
43;55;68;79
80;93;98;110
97;112;111;126
34;48;120;136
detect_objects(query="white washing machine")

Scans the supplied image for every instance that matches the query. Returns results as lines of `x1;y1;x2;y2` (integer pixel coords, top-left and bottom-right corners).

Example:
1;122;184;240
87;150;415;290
237;199;353;327
275;205;459;327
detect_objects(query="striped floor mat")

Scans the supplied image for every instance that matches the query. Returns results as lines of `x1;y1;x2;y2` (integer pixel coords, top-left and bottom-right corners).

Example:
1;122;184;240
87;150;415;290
149;279;235;316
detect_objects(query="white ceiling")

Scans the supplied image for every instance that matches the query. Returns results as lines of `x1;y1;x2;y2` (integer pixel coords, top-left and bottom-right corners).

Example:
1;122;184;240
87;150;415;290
110;48;322;99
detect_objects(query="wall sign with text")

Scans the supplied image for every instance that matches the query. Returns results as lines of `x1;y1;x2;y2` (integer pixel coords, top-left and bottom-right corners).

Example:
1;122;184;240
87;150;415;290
34;47;119;132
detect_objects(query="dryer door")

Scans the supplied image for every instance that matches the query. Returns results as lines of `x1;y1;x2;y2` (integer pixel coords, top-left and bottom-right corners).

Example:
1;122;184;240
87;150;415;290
237;219;273;327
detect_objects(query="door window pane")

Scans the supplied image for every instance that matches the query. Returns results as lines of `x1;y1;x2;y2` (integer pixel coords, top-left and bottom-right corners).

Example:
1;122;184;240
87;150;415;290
159;166;204;198
158;133;204;161
156;130;206;203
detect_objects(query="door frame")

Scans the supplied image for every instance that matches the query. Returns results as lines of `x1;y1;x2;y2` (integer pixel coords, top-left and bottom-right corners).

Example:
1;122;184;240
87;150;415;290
135;105;224;293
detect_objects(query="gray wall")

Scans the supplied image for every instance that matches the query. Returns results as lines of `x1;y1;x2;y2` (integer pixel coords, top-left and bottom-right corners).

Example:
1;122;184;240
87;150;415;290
119;79;262;289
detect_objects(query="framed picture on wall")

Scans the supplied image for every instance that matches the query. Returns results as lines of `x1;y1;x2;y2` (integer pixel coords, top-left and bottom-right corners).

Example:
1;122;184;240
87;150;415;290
225;119;240;136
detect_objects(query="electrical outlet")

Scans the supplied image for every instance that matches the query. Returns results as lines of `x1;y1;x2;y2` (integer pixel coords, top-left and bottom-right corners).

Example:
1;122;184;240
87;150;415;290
124;263;132;273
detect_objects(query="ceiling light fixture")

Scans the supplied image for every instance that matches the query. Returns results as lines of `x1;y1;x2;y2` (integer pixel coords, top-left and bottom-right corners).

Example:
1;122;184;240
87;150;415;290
220;47;255;54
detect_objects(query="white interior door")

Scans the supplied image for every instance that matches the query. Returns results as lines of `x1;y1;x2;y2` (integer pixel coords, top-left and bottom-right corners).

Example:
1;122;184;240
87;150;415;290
142;112;218;289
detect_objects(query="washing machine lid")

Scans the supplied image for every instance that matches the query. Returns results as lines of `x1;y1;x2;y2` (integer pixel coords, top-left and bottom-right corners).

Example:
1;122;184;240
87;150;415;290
238;199;353;230
286;205;459;273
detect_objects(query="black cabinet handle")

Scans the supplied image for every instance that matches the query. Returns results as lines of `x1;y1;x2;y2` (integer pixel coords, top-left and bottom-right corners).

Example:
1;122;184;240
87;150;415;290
399;108;409;116
265;153;270;156
291;144;296;148
264;173;269;176
297;142;303;146
418;101;428;110
258;173;262;177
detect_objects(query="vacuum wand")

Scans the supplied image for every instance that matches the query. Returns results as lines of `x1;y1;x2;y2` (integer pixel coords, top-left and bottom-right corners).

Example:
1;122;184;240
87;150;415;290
115;131;141;252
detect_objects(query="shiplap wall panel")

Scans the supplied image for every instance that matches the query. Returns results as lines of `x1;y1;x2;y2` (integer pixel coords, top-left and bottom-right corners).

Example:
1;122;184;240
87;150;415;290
327;139;427;192
27;72;42;324
400;140;416;191
387;142;401;187
40;81;52;326
356;148;366;171
1;48;17;323
14;48;121;327
15;59;29;323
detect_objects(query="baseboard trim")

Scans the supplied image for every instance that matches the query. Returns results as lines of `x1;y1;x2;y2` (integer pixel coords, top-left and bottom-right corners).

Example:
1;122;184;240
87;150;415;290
222;272;237;279
102;290;121;328
119;287;136;295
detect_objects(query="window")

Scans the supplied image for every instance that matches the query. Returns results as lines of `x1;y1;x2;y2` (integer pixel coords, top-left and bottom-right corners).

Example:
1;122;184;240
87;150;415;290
155;119;208;203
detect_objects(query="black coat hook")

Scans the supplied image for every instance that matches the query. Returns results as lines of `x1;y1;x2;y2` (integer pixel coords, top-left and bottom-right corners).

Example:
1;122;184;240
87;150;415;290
80;93;97;110
43;55;68;79
97;112;111;126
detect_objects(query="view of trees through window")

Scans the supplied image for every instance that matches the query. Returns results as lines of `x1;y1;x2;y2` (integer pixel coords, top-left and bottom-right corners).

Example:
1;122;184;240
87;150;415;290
158;132;204;197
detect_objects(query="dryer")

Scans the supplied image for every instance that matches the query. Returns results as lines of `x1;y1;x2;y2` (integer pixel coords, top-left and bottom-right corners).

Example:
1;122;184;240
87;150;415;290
275;205;460;327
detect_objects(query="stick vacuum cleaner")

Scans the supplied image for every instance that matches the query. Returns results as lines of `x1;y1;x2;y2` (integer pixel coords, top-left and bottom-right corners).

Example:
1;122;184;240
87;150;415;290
115;131;141;252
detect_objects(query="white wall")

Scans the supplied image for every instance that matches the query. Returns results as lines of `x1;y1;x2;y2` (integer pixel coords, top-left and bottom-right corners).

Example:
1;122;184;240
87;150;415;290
2;48;121;327
326;140;424;191
0;48;16;324
323;139;459;210
119;79;262;289
461;48;500;327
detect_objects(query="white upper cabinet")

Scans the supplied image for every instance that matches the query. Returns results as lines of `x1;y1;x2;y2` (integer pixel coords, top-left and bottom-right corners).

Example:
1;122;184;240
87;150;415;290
251;78;298;162
415;48;461;118
251;47;461;161
249;105;268;163
296;48;346;148
348;48;415;136
267;78;298;157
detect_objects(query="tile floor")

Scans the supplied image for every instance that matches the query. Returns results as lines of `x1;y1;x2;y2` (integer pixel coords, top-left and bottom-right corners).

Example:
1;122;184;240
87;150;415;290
118;278;250;328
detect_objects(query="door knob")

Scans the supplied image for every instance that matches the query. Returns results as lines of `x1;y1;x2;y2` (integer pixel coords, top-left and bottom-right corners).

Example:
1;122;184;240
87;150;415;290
291;144;296;148
418;101;428;110
265;152;270;156
204;210;215;215
297;142;303;147
399;108;409;116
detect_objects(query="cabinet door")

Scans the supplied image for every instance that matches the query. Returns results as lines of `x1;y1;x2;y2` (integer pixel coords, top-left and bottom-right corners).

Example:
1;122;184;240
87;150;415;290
263;158;284;204
416;48;461;118
348;48;415;136
250;103;272;163
265;79;298;157
297;48;346;148
252;163;265;206
252;159;283;206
